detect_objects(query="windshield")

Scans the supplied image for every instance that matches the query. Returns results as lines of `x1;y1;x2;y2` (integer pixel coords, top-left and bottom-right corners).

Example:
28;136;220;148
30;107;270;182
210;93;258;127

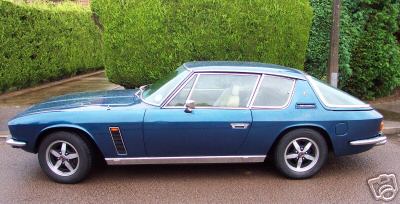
142;67;190;105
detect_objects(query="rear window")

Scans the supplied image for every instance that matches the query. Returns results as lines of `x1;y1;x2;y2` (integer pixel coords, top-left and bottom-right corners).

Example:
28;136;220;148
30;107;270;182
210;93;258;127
307;76;369;108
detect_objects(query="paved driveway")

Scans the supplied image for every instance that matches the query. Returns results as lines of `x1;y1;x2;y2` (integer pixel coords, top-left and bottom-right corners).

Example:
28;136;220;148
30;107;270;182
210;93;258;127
0;72;120;134
0;137;399;203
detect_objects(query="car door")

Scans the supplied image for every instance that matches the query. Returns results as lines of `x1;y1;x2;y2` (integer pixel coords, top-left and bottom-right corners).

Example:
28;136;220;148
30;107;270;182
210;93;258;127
143;73;260;157
240;74;297;155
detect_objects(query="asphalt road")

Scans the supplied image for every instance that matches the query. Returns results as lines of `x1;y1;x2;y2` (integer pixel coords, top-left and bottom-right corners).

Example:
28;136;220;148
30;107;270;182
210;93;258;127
0;137;399;203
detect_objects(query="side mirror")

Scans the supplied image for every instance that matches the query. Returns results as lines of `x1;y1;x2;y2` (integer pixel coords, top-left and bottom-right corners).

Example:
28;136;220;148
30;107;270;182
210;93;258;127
184;100;195;113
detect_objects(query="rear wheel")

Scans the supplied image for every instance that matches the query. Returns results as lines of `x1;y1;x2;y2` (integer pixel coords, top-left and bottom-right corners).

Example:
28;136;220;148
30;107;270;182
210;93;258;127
38;131;92;184
274;128;328;179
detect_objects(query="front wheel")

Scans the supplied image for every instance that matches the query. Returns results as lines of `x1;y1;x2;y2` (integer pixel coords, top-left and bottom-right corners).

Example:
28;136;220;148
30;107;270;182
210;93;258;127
274;128;328;179
38;131;92;184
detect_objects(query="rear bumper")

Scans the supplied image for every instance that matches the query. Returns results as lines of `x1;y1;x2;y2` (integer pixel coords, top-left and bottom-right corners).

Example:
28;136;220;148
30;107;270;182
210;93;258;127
349;135;387;146
5;136;27;148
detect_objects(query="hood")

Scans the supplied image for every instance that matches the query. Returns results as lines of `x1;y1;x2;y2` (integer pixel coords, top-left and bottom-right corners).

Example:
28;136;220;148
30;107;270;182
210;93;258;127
18;89;141;116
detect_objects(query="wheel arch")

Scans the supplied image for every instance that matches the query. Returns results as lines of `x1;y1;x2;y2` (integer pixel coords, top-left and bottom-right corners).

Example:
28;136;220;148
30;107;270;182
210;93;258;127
35;125;104;158
268;124;334;156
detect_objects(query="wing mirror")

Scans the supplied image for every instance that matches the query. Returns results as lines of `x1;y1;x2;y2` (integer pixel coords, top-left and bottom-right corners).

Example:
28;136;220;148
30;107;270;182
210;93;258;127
184;100;195;113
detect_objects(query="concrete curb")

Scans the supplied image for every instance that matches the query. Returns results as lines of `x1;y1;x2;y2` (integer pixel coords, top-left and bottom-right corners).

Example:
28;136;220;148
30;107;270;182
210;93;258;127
0;70;105;100
383;128;400;136
0;131;9;139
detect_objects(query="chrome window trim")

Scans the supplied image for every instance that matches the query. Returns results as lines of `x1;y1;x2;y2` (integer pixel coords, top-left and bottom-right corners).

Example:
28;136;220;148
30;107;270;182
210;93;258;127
250;74;296;109
162;73;198;108
141;69;192;107
185;66;305;80
162;72;261;109
165;106;250;110
105;155;266;165
305;75;371;108
185;73;201;104
246;74;262;107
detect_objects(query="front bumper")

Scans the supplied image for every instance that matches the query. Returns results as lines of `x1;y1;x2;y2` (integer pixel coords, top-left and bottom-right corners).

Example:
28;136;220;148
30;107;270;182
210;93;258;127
349;135;387;146
5;136;27;148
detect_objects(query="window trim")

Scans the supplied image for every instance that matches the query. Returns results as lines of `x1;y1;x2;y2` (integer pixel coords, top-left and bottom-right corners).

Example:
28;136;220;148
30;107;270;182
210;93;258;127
162;73;199;108
162;72;261;109
249;74;296;109
305;75;371;109
141;68;192;107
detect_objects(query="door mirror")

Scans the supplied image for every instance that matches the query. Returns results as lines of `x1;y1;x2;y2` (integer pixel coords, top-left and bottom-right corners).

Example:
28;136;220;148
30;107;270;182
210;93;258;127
184;100;195;113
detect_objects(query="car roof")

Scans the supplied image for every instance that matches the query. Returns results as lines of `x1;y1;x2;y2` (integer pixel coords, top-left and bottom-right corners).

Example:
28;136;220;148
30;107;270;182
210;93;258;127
183;61;306;80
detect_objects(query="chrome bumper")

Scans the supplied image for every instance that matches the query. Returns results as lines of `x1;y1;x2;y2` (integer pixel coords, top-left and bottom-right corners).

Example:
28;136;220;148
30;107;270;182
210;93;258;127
350;135;387;146
5;136;27;148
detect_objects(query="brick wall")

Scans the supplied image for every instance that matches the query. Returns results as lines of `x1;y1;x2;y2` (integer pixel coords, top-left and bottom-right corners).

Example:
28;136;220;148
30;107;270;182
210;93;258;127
77;0;90;6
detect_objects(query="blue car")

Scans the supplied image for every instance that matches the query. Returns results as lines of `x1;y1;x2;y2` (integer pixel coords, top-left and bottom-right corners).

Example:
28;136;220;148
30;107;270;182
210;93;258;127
6;61;387;183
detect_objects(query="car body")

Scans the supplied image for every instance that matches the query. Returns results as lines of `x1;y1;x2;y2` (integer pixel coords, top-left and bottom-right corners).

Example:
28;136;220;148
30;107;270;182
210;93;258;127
6;61;387;183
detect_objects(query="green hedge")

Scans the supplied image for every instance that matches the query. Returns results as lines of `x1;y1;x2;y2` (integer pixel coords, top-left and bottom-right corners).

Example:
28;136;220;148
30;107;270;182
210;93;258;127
306;0;400;99
91;0;313;88
346;0;400;98
0;0;103;93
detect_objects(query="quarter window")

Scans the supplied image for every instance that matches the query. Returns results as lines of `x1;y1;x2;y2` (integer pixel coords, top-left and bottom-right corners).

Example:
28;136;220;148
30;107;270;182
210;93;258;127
252;75;295;107
167;76;196;107
167;73;259;108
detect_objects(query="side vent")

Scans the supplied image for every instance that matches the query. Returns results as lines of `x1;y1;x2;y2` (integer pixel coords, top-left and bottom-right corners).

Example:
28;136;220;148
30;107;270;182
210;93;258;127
109;127;127;155
295;103;317;109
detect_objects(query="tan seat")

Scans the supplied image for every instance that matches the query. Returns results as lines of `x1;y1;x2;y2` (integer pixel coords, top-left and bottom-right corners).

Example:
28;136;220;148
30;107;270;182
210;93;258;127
214;86;240;107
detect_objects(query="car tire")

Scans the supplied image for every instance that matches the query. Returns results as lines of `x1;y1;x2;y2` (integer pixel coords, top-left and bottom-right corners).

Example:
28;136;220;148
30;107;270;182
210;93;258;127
38;131;92;184
274;128;328;179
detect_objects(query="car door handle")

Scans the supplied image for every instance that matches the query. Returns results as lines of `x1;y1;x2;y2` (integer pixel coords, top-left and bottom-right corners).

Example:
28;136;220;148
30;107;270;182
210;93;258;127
230;123;250;129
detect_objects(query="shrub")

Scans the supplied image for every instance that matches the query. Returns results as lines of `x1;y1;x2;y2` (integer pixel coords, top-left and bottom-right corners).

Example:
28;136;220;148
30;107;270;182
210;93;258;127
305;0;365;83
0;0;103;93
306;0;400;99
345;0;400;99
91;0;313;88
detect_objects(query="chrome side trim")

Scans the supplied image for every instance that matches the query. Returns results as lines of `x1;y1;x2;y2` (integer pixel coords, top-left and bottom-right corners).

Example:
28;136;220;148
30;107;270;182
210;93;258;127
6;136;26;148
105;155;266;165
350;136;387;146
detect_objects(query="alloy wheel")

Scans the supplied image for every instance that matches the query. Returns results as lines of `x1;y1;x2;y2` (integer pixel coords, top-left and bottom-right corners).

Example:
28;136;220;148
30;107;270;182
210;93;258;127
45;140;80;177
284;137;319;172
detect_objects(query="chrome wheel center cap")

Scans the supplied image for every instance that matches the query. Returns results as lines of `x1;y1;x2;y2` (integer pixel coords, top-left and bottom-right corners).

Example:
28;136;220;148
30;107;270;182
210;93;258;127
298;152;305;158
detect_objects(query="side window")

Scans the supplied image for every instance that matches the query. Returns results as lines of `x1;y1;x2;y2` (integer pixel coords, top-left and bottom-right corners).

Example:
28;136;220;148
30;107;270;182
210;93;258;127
252;75;295;107
167;76;196;107
167;73;259;108
191;74;258;107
